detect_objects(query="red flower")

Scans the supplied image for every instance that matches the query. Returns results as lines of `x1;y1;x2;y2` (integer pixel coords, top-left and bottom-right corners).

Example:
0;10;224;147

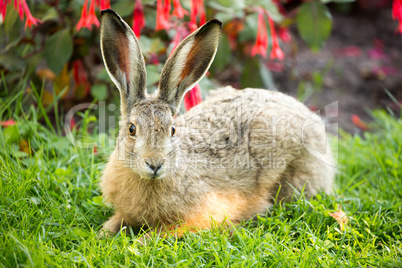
133;0;145;37
156;0;170;31
86;0;100;28
99;0;110;10
393;0;402;34
184;84;202;110
76;0;99;31
351;115;369;131
76;0;89;30
1;0;41;28
266;13;284;60
251;8;268;58
172;0;188;19
13;0;24;20
21;0;41;29
0;0;7;21
0;120;16;127
190;0;206;31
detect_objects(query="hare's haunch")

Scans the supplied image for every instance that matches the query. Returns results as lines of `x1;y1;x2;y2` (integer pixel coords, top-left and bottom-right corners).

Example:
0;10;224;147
99;9;334;237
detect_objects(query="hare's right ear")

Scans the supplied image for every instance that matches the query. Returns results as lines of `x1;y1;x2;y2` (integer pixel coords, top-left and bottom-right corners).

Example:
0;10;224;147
100;9;146;116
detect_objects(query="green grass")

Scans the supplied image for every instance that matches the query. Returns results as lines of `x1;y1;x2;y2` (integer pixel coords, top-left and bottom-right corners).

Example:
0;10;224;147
0;90;401;267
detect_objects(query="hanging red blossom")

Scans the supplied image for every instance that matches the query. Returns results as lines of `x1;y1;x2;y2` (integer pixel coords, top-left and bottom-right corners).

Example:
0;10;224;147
13;0;24;20
86;0;100;28
172;0;188;19
0;0;7;20
99;0;110;10
76;0;89;30
156;0;170;31
133;0;145;37
251;7;284;60
392;0;402;34
21;0;41;29
251;8;268;58
76;0;99;31
0;0;41;28
190;0;206;31
266;11;284;60
184;84;202;110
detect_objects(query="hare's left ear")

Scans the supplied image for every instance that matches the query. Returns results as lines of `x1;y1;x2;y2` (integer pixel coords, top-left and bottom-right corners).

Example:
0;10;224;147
100;9;147;116
157;20;222;115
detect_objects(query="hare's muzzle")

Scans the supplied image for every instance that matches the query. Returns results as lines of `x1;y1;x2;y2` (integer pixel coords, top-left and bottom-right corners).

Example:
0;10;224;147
140;155;166;180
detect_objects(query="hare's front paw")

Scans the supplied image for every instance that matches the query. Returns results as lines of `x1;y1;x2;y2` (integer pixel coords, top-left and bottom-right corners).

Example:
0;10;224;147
99;213;126;237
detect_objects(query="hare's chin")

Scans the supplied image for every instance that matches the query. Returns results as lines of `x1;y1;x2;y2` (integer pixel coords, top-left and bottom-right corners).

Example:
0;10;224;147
137;170;166;181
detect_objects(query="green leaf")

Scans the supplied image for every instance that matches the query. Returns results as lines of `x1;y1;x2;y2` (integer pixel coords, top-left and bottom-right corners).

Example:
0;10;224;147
259;61;276;90
297;1;332;52
3;125;20;144
210;0;245;11
44;29;73;75
113;1;135;17
41;7;59;22
0;54;25;71
146;64;162;87
241;58;264;89
54;168;68;177
91;196;103;205
4;3;20;37
210;35;231;73
238;13;258;43
91;84;108;101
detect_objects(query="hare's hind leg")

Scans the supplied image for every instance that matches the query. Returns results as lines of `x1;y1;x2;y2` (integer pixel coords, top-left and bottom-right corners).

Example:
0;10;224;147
273;148;334;202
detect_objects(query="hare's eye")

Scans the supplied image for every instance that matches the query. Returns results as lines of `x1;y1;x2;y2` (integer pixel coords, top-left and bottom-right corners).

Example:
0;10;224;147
171;126;176;136
129;124;136;136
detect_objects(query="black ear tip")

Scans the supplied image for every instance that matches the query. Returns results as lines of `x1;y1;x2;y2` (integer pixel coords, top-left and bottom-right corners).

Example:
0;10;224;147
209;19;223;27
205;19;223;29
101;9;118;17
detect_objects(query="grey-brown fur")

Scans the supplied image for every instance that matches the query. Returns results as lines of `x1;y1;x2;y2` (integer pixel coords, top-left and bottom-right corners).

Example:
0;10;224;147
99;10;334;237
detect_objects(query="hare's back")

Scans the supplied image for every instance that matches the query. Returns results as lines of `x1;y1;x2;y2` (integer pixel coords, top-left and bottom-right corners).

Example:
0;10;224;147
176;86;332;196
177;86;326;162
181;86;318;133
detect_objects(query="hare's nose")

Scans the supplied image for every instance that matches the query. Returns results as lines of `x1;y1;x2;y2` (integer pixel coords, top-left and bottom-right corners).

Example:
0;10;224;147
145;160;164;174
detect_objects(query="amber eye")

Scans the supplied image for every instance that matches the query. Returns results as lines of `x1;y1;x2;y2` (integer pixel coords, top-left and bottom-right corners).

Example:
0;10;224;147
171;126;176;136
129;124;136;136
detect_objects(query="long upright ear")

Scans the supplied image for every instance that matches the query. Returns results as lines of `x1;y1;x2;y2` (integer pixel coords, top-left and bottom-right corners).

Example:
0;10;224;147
100;9;147;115
157;19;222;115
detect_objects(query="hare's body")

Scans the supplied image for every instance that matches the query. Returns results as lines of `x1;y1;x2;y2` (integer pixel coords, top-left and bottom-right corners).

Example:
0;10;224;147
99;10;333;236
101;86;333;234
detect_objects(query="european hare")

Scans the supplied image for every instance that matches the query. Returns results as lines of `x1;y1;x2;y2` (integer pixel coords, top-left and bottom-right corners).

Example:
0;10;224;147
99;9;334;237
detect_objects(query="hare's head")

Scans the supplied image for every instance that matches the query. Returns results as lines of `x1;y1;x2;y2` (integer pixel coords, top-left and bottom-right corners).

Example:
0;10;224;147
100;9;221;180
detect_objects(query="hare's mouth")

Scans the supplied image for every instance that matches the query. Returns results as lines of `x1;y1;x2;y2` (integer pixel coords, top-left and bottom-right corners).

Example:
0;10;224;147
137;166;166;180
140;173;165;180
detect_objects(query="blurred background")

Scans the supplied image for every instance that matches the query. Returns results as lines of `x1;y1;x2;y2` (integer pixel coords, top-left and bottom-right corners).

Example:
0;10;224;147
0;0;401;134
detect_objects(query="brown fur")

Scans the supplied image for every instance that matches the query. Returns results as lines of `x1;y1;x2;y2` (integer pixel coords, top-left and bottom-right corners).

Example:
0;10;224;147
99;10;334;238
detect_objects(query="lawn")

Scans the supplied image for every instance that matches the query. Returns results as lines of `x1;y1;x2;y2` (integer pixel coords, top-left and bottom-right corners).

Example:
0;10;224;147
0;92;401;267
